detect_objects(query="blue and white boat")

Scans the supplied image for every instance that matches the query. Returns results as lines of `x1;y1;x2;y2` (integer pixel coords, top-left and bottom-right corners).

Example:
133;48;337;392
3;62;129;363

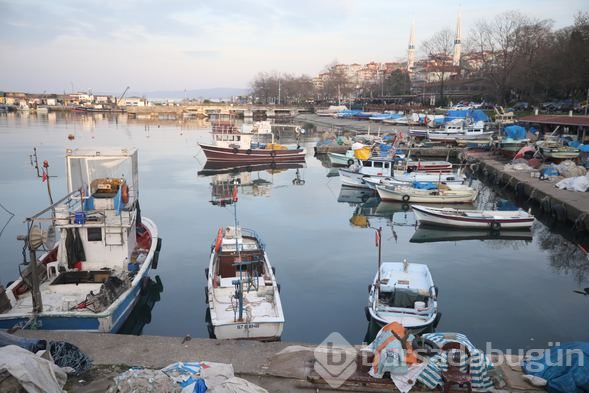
0;148;161;332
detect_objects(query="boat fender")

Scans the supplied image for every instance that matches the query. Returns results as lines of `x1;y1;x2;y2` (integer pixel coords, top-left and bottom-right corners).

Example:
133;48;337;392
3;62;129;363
205;268;209;279
204;286;209;304
368;284;372;293
490;222;501;230
121;183;129;204
433;312;442;329
402;194;410;202
364;306;371;321
151;250;160;269
214;228;223;253
233;147;238;154
246;149;252;155
411;337;439;357
277;283;281;293
347;159;355;166
272;266;276;275
140;276;150;295
270;150;277;157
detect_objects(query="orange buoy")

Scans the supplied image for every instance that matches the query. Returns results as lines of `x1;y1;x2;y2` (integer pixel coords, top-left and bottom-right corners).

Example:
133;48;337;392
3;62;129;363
214;228;223;253
121;183;129;204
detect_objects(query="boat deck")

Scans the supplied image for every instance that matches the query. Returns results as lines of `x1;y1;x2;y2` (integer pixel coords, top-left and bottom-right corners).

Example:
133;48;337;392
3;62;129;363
211;277;281;323
5;281;102;315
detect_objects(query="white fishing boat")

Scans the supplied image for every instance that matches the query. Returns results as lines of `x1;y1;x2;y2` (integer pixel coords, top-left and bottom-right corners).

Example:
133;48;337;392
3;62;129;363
536;140;580;160
339;157;455;188
376;184;478;203
363;172;466;190
367;259;439;330
0;148;161;332
198;121;305;164
427;120;493;142
411;204;535;229
206;185;284;341
327;150;355;167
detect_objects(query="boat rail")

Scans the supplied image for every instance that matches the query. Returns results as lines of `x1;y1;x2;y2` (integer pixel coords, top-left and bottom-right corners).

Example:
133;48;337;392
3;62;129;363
25;190;135;229
241;227;266;251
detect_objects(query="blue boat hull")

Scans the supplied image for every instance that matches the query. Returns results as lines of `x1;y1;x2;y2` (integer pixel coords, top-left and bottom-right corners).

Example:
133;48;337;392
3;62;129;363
0;273;147;333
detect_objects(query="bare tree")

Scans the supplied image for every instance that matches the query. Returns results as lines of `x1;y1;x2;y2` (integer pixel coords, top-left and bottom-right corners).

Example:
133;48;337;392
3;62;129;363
422;29;455;104
250;72;314;105
470;11;533;105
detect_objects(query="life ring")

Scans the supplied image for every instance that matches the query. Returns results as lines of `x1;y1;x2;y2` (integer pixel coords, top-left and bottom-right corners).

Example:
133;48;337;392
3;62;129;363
402;194;410;202
490;222;501;230
233;147;238;154
214;228;223;252
347;159;355;166
246;149;252;155
121;183;129;204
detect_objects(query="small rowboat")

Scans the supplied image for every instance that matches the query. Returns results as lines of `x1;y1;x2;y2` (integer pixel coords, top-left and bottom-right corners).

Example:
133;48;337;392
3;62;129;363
411;204;535;230
376;184;478;204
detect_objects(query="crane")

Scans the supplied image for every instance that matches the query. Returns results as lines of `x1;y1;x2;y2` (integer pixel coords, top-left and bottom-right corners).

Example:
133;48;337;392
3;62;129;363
116;86;130;107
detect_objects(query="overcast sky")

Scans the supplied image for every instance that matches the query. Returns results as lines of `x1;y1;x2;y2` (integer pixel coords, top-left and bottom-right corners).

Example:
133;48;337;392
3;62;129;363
0;0;586;94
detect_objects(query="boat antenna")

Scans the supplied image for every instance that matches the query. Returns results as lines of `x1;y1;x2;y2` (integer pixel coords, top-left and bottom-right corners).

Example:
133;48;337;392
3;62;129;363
30;148;55;207
372;226;383;293
232;180;244;322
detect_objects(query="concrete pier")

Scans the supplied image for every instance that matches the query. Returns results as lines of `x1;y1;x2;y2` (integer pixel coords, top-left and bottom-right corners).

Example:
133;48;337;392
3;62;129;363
471;157;589;232
14;331;544;392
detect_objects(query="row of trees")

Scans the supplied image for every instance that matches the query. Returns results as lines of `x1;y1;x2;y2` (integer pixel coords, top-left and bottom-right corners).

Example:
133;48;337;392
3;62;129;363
249;10;589;106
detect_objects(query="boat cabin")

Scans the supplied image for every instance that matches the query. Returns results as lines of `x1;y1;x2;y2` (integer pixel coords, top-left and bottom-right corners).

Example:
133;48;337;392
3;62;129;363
212;227;273;288
53;148;141;276
211;122;253;149
353;158;394;177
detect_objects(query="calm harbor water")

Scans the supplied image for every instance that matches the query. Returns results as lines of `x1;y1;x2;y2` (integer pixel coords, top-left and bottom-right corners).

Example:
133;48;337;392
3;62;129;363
1;112;588;350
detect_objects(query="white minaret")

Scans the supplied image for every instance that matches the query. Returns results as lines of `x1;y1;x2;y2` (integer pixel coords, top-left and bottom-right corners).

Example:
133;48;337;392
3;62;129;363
453;12;462;67
407;20;416;72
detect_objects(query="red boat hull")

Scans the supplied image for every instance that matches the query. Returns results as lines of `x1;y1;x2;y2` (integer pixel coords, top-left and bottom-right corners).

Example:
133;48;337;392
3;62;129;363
199;143;306;163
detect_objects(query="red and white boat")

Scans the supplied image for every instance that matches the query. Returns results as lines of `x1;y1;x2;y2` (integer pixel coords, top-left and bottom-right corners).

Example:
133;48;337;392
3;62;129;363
411;204;535;229
198;121;305;163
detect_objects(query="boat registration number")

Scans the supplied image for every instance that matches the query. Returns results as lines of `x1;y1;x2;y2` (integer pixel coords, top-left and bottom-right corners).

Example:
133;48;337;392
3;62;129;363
236;323;259;329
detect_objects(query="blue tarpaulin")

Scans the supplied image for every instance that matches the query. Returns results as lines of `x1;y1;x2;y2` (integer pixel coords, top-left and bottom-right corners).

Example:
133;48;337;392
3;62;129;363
522;342;589;393
446;109;490;123
412;181;437;190
504;125;527;140
496;199;518;211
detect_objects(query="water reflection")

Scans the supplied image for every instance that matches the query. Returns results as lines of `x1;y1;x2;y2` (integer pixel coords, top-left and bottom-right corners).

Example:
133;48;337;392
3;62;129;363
337;187;414;229
199;163;307;206
410;227;534;244
535;224;589;284
118;276;164;335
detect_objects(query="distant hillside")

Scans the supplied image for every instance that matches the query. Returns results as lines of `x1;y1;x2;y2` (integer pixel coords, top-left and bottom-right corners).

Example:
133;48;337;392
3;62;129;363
140;88;250;100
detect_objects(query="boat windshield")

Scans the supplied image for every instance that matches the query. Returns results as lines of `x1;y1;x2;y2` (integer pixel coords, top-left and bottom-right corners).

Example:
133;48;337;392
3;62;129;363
66;149;138;201
379;288;429;308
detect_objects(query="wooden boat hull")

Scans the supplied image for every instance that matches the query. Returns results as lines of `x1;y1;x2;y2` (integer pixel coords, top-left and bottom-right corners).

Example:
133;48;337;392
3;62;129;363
199;143;305;163
376;185;477;203
0;218;159;333
211;320;284;341
327;152;355;167
367;262;439;330
412;205;534;229
206;228;284;341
